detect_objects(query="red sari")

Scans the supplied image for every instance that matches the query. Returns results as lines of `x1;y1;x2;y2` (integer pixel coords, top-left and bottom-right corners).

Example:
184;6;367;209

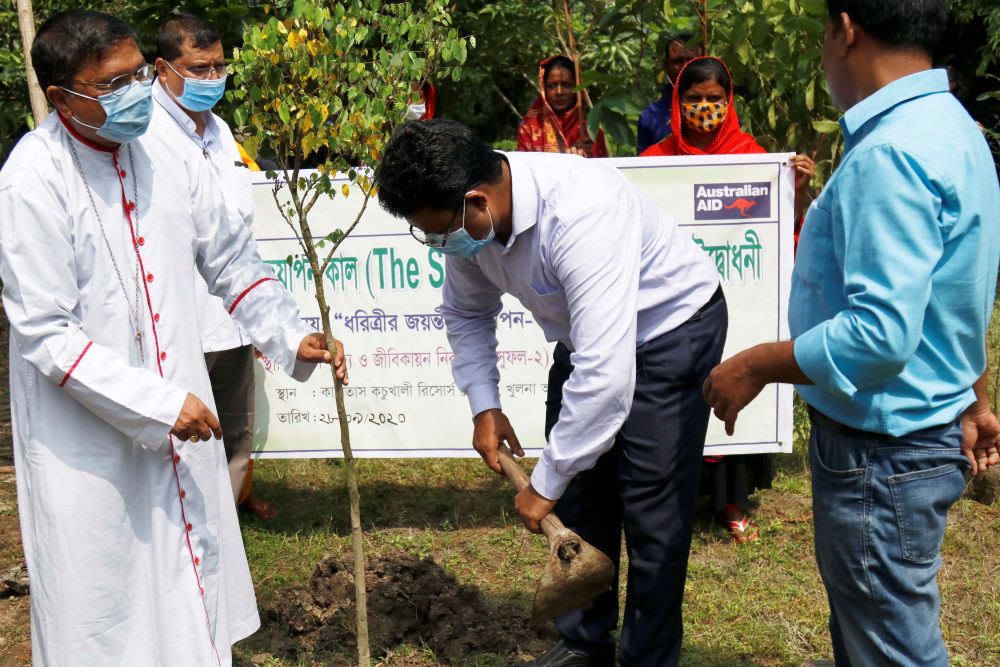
516;55;608;157
640;56;764;157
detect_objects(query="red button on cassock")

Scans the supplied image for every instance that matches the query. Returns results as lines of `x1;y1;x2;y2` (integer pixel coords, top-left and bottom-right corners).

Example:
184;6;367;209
119;169;126;178
194;556;201;566
146;273;154;283
186;523;192;532
180;489;186;499
136;237;145;246
160;351;167;361
173;454;181;464
127;201;136;211
154;313;160;323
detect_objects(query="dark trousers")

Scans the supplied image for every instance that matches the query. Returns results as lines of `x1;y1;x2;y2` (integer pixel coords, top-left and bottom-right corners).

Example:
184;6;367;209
204;344;256;503
546;295;727;667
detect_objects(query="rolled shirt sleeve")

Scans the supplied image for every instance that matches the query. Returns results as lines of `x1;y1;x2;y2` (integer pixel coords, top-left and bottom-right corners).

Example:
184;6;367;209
530;203;641;500
793;146;946;399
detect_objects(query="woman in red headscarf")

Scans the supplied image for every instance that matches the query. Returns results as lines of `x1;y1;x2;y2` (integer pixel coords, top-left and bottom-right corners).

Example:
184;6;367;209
642;56;765;157
516;54;608;157
643;56;815;237
645;57;815;543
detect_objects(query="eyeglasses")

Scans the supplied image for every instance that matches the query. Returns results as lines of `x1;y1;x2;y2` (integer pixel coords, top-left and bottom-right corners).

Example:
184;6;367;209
171;61;228;79
69;63;154;95
409;207;462;248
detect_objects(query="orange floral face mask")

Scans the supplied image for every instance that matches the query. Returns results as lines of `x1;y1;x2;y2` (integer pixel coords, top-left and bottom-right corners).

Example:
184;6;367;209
682;101;728;133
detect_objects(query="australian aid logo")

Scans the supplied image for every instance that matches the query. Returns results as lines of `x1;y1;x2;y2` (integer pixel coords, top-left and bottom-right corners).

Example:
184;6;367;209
693;182;771;221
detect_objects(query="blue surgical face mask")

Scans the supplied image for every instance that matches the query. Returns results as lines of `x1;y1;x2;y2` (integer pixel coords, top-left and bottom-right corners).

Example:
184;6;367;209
62;79;154;144
165;60;227;112
428;194;495;258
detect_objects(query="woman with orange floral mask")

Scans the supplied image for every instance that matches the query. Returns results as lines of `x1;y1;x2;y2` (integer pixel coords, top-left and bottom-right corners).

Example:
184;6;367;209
642;56;764;156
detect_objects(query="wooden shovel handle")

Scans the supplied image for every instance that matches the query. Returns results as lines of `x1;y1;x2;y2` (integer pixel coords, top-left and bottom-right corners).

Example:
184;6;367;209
497;443;568;539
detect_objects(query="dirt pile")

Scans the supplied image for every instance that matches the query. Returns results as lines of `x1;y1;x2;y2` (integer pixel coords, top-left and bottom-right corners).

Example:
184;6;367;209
261;553;557;664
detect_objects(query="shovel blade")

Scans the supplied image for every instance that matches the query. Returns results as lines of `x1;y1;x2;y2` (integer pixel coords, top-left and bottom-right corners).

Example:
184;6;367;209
530;535;615;625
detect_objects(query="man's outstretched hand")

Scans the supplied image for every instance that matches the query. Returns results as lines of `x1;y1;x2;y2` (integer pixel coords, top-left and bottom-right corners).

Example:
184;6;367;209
703;348;767;436
297;333;349;384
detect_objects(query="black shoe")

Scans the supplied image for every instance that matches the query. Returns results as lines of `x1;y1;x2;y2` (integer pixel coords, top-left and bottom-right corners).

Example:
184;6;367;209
524;640;615;667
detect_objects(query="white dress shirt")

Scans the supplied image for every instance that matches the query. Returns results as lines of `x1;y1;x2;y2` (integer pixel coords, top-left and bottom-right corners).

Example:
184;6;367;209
442;151;720;500
0;112;313;666
151;80;254;352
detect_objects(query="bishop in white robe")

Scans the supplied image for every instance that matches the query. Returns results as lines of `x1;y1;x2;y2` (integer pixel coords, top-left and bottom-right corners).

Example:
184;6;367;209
0;10;343;666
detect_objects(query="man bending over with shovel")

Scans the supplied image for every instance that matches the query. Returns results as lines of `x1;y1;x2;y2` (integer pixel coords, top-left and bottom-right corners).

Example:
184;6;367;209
377;119;726;667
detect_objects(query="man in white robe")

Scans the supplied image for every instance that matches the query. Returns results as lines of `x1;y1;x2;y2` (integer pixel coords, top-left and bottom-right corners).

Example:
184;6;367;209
0;10;345;666
149;13;276;519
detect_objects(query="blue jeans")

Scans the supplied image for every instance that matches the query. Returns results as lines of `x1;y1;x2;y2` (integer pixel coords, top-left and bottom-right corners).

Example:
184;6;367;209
809;412;968;667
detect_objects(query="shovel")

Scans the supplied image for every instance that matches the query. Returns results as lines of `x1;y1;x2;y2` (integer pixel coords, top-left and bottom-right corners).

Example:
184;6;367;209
497;443;615;625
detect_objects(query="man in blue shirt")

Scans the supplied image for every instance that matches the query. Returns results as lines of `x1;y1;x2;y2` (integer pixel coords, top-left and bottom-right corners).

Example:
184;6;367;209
635;31;693;155
703;1;1000;665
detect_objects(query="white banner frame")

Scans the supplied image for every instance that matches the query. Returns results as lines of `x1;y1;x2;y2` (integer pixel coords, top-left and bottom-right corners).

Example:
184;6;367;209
249;153;796;459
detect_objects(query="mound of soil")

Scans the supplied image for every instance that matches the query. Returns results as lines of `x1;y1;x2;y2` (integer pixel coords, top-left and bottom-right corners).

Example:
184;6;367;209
261;553;557;664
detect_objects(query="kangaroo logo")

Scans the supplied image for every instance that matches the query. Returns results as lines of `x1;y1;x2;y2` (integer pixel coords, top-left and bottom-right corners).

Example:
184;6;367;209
694;182;771;221
723;198;759;218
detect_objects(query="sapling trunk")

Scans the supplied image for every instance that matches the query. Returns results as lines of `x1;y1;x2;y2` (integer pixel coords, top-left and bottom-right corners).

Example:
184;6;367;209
289;185;371;667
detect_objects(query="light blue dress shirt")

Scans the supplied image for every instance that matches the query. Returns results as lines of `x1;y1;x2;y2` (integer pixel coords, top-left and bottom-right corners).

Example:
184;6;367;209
790;69;1000;436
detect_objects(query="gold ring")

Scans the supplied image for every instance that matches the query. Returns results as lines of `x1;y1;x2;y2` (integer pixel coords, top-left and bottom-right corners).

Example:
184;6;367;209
189;434;199;442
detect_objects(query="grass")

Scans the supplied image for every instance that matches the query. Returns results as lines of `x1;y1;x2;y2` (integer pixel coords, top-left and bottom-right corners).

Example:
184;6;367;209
222;439;1000;667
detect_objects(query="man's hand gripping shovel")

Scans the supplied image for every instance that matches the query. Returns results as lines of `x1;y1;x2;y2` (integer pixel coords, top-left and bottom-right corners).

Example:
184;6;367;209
496;443;615;625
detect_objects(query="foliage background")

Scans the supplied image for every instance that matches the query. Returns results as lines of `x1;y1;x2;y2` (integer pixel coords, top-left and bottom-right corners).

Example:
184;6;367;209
1;0;999;168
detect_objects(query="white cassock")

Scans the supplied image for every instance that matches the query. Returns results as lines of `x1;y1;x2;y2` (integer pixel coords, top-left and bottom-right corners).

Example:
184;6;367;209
149;80;254;354
0;112;315;667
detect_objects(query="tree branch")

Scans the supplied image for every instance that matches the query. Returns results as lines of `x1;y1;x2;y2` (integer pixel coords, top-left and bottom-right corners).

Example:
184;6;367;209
491;80;524;119
272;177;309;257
320;188;372;278
15;0;47;124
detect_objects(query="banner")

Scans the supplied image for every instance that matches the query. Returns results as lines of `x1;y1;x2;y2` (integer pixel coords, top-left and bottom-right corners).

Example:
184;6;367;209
250;153;795;458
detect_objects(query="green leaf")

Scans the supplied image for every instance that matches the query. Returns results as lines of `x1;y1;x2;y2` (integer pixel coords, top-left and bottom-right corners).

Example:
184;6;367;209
812;119;841;133
587;102;604;148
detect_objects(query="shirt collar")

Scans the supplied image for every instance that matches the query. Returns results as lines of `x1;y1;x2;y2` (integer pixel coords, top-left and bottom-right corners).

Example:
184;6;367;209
839;68;948;138
152;78;219;143
501;152;539;254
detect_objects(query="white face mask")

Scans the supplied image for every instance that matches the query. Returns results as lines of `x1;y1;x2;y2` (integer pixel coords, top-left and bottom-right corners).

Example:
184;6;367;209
405;103;426;121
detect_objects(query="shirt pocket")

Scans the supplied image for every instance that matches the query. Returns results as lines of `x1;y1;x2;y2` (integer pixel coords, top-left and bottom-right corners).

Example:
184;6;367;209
793;202;832;288
523;282;569;339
